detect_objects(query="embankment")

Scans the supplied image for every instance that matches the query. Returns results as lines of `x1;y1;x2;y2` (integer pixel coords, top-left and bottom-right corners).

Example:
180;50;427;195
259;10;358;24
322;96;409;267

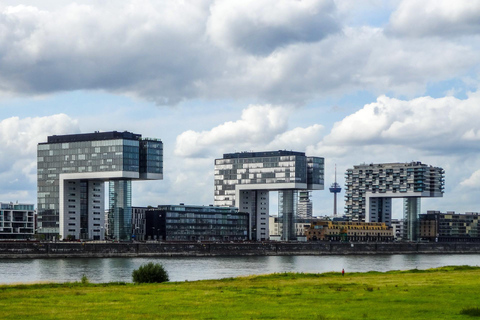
1;241;480;258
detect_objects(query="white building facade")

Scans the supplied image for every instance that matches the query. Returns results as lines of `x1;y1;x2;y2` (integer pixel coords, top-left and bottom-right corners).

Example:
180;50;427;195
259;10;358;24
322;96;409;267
215;151;324;241
345;162;444;240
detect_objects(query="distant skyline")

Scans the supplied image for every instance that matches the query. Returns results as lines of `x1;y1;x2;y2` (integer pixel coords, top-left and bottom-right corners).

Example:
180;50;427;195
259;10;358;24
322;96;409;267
0;1;479;218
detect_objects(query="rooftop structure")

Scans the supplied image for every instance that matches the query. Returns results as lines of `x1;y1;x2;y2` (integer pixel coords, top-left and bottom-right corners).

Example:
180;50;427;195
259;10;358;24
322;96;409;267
37;131;163;241
345;162;444;240
214;150;324;241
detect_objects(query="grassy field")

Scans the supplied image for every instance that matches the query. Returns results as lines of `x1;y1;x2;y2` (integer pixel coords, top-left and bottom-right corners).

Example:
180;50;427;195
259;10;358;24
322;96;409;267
1;266;480;319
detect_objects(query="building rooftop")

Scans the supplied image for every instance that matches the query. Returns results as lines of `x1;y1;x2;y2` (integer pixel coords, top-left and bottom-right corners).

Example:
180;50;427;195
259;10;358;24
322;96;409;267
43;131;142;144
222;150;305;159
351;161;441;169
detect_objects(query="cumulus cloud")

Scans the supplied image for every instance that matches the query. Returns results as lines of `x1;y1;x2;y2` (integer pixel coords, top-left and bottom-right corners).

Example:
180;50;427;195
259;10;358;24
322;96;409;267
319;92;480;154
0;1;477;104
387;0;480;37
267;124;323;150
175;104;292;157
0;114;79;201
461;169;480;188
207;0;339;55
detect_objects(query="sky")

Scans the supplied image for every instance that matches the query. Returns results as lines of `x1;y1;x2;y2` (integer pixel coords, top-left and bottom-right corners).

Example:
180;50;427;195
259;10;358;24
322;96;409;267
1;0;480;219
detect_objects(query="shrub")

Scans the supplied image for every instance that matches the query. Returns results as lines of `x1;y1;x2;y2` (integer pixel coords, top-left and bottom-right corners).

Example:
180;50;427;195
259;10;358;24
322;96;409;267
81;274;89;284
132;262;169;284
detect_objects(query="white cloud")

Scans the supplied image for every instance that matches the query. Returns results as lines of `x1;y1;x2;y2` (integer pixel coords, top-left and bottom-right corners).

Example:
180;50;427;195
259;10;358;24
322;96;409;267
0;114;79;156
267;124;324;150
0;1;477;105
321;92;480;154
0;114;79;202
174;104;292;157
388;0;480;37
461;170;480;188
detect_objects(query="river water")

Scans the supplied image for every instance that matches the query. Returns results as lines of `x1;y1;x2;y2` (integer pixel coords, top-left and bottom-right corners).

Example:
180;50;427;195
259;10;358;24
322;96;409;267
1;254;480;284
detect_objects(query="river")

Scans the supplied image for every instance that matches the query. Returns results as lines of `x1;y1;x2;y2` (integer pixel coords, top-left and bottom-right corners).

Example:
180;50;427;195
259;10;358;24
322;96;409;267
1;254;480;284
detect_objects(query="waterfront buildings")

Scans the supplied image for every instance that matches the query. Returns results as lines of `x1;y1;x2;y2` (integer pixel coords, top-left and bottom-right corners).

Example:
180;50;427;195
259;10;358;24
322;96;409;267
305;220;394;242
132;207;147;241
297;191;313;219
391;219;404;241
345;162;444;240
145;204;249;241
37;131;163;241
214;151;324;241
0;202;35;239
269;215;322;240
419;211;480;242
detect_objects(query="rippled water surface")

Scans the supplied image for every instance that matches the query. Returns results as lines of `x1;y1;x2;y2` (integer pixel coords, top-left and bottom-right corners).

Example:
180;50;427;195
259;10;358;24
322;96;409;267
1;254;480;284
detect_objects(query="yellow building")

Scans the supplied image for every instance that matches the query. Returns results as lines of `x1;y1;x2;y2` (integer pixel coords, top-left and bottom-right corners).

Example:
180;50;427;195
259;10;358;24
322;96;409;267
306;220;394;242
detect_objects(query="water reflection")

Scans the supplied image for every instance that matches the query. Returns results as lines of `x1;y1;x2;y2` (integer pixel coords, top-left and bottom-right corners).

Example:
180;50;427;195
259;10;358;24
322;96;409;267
1;254;480;284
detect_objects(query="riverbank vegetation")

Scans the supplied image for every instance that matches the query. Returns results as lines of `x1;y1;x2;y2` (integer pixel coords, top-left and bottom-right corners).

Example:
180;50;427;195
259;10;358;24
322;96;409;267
1;266;479;319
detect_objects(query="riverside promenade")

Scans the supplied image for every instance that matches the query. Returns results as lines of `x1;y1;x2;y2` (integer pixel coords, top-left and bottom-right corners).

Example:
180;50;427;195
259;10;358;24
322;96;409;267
1;241;480;259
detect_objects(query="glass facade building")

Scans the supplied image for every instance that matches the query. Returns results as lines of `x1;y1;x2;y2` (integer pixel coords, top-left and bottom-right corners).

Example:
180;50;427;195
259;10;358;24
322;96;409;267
214;151;324;241
37;131;163;241
145;205;249;241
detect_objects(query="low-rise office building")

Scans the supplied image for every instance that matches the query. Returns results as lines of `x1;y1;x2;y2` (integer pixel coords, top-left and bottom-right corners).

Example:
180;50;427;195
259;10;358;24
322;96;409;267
146;204;249;241
419;211;480;242
0;202;35;240
306;220;394;242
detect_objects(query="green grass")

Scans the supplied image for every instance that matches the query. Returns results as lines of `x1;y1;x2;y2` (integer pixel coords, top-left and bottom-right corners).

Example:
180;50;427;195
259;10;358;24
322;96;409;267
1;266;480;319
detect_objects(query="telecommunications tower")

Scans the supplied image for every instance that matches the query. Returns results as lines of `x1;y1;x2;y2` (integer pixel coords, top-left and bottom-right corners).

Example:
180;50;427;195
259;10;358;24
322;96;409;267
329;165;342;217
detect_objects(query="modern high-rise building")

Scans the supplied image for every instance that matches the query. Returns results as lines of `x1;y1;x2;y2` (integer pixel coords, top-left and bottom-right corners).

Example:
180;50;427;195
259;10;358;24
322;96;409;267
37;131;163;241
344;162;444;240
214;151;324;241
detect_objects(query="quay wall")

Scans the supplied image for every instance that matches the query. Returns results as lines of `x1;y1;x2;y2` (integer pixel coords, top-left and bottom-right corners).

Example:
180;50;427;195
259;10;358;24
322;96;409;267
1;242;480;259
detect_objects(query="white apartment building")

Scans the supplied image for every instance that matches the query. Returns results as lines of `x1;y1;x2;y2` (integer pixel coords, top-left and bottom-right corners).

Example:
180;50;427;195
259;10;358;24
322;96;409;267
345;162;444;240
215;151;324;241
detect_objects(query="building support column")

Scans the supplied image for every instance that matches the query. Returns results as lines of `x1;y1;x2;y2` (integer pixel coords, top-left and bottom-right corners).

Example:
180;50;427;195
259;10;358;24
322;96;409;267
278;190;298;241
109;179;132;241
404;197;420;241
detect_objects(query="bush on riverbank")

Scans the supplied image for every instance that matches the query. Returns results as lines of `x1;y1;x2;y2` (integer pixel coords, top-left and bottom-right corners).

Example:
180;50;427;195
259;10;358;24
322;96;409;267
132;262;169;283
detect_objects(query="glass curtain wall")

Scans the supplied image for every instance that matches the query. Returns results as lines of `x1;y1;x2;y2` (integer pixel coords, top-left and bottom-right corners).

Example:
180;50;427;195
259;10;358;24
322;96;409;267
109;180;132;241
278;190;298;241
404;197;420;241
